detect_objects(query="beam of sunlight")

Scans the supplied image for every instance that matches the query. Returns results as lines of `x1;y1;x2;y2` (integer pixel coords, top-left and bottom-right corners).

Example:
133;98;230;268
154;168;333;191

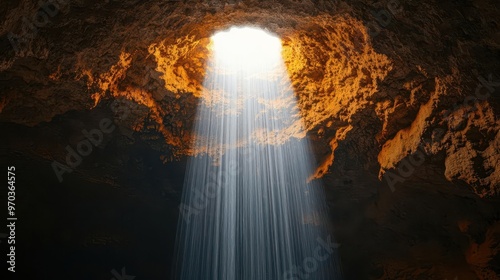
172;26;342;280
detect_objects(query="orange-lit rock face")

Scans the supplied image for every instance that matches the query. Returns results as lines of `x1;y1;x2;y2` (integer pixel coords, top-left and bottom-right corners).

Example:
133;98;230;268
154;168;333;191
1;2;498;194
2;1;500;279
149;36;210;98
76;14;395;157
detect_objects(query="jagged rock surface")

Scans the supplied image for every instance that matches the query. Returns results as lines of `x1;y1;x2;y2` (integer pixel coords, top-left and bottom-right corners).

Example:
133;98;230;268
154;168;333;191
1;0;499;279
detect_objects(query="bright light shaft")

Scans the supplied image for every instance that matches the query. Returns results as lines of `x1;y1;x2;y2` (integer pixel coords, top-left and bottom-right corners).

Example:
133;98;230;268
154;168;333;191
172;27;342;280
211;27;282;70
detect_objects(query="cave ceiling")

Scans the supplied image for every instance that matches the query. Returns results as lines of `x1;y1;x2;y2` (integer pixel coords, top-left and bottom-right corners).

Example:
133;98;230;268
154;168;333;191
1;0;500;279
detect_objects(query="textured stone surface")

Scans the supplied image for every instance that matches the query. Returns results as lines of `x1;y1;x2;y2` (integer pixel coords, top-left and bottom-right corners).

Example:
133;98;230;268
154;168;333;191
1;0;499;279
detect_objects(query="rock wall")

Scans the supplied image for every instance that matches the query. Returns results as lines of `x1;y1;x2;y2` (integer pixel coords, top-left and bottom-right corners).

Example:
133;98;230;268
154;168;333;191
1;0;499;279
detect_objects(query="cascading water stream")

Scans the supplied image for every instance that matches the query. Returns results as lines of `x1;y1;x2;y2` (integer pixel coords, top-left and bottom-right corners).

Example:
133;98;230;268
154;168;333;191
172;27;342;280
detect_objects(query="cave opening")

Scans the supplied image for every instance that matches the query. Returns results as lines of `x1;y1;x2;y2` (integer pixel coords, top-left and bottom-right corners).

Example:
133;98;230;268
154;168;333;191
171;26;342;279
210;26;282;71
